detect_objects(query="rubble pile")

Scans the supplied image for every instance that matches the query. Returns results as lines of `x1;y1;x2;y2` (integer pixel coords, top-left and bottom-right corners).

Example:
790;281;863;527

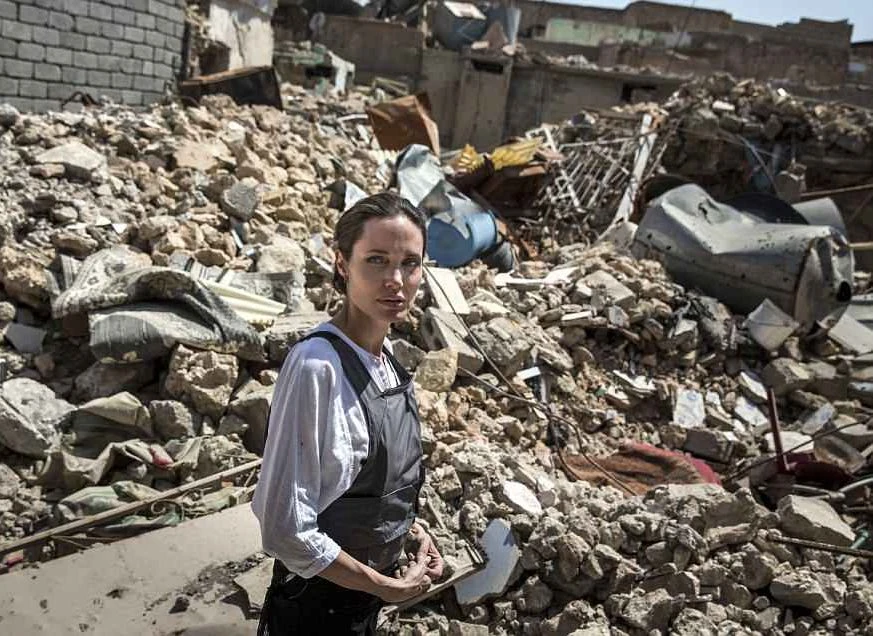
2;76;873;635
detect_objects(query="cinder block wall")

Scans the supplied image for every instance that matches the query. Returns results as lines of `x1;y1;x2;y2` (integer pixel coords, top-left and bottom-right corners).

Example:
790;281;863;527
0;0;186;112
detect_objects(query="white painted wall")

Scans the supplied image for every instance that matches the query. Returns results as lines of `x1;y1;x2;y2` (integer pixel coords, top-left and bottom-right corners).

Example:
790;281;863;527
208;0;278;70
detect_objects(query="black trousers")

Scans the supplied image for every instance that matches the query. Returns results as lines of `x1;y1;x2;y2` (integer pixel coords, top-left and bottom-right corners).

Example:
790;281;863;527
257;574;383;636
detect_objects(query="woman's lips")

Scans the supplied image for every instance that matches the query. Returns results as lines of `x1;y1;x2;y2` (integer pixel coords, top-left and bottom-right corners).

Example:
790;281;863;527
378;298;405;310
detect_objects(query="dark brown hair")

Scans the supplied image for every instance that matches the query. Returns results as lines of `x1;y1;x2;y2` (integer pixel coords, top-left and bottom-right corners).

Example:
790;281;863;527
332;192;427;294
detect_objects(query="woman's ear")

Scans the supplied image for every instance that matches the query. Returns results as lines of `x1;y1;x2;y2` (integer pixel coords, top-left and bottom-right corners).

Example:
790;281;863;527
335;250;348;281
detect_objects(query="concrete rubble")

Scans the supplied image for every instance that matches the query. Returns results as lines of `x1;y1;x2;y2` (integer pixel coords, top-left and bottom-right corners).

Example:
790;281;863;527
2;71;873;636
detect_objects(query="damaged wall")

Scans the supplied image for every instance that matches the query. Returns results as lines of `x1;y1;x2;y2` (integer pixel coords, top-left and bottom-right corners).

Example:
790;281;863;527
0;0;186;112
206;0;276;70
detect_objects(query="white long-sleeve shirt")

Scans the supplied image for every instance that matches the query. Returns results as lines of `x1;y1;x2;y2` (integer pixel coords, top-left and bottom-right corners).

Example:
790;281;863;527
252;322;401;578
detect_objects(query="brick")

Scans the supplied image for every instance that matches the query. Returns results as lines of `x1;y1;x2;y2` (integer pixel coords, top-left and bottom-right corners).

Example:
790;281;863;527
61;66;87;84
145;31;165;48
147;0;168;17
155;17;174;35
33;0;61;8
72;51;98;69
18;42;46;62
63;0;90;16
19;80;48;99
127;0;149;11
19;5;49;26
154;63;174;80
46;46;73;65
119;58;142;74
165;5;184;24
113;7;135;25
86;35;111;54
135;12;156;29
34;63;62;82
103;0;126;6
32;26;61;46
88;70;111;87
0;0;15;20
5;97;35;112
89;3;113;21
0;77;18;96
111;40;133;57
140;60;153;75
172;20;185;39
49;11;75;31
2;20;32;41
5;60;32;79
111;72;133;89
59;31;86;50
47;83;71;100
0;37;16;56
75;16;100;35
97;55;123;72
121;89;143;106
101;21;124;39
133;75;158;92
100;88;124;104
124;26;145;43
133;43;153;60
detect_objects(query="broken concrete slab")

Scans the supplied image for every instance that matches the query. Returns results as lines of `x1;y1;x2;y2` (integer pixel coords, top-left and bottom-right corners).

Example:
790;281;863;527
499;481;543;517
777;495;855;547
761;358;812;396
426;267;471;315
455;518;521;605
2;322;46;354
582;271;636;310
0;378;74;457
35;141;106;180
415;348;459;393
421;308;484;374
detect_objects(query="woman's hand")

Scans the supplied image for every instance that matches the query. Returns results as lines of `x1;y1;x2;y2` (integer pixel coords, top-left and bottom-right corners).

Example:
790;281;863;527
409;523;444;582
376;538;432;603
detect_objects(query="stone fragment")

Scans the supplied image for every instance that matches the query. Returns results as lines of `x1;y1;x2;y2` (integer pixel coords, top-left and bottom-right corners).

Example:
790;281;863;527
165;345;240;421
421;308;484;374
36;142;106;180
0;246;51;309
149;400;200;440
415;348;458;393
229;380;273;454
515;576;553;614
74;361;155;402
257;235;306;274
740;549;778;590
777;495;854;547
0;378;74;457
618;589;682;632
455;519;521;605
0;103;20;127
761;358;812;396
673;388;705;428
220;181;259;220
671;608;717;636
390;339;426;370
769;567;845;615
468;317;532;377
0;463;21;499
3;322;46;354
499;481;543;517
582;271;635;309
447;620;488;636
683;428;736;463
805;360;849;399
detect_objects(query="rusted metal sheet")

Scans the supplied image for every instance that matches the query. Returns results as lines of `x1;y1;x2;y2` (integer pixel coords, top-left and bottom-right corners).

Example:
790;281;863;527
178;66;282;108
633;184;854;332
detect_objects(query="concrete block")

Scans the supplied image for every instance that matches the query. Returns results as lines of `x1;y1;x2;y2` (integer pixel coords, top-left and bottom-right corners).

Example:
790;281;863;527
97;55;123;72
133;43;153;60
103;0;126;6
61;66;87;84
59;31;86;50
19;5;50;26
111;72;133;89
19;80;48;99
121;89;143;106
86;35;111;54
33;0;63;7
155;16;174;35
72;51;98;69
99;88;124;104
2;20;32;42
119;57;142;73
778;495;855;547
48;83;77;100
113;7;135;25
48;11;75;31
0;38;16;56
133;74;158;92
124;26;145;43
62;0;90;17
145;30;165;48
127;0;149;11
111;40;133;57
148;0;169;17
154;62;173;79
5;59;34;79
165;5;184;23
0;77;19;96
34;63;62;82
88;70;111;87
5;97;35;113
141;60;154;76
75;16;101;35
89;3;113;21
171;20;185;39
32;26;61;46
0;0;15;20
101;22;124;39
18;42;46;62
135;13;156;29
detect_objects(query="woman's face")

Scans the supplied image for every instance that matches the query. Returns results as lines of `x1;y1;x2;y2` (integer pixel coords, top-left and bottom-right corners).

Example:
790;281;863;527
336;215;424;326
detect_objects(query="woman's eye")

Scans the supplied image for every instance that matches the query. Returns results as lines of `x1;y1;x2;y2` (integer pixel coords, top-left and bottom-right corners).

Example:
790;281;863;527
403;259;421;268
366;256;386;264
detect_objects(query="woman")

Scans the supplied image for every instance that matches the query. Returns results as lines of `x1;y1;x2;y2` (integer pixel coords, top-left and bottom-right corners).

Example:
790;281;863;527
253;192;444;635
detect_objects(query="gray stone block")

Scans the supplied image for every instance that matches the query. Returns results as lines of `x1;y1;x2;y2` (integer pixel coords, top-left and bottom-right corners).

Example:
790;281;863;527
133;75;162;92
62;0;90;16
111;40;133;56
18;42;46;62
111;72;133;89
34;63;62;82
97;55;123;72
33;99;59;112
72;50;98;69
20;5;50;26
33;0;62;8
145;30;165;48
124;26;145;43
121;89;143;105
165;5;184;24
113;7;135;25
135;12;156;29
172;20;185;39
5;59;34;78
155;17;174;36
101;21;124;39
48;83;76;100
89;3;113;21
127;0;149;11
2;20;32;42
0;0;15;20
103;0;126;6
133;43;153;60
46;47;73;65
119;58;142;74
48;11;75;31
147;0;168;17
141;60;154;75
19;80;48;99
86;35;111;54
32;26;61;47
88;70;111;87
100;88;124;103
5;97;35;113
0;77;19;96
61;66;87;84
154;62;174;80
59;31;85;50
0;37;16;56
75;16;100;35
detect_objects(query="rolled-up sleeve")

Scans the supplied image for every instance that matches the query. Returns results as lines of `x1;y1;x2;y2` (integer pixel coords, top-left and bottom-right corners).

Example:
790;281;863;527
252;349;345;578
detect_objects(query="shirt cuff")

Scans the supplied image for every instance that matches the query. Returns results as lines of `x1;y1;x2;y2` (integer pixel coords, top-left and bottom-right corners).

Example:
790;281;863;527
296;537;342;579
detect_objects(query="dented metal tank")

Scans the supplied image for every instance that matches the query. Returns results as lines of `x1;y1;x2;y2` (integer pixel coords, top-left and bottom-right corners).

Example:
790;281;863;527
632;184;853;332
